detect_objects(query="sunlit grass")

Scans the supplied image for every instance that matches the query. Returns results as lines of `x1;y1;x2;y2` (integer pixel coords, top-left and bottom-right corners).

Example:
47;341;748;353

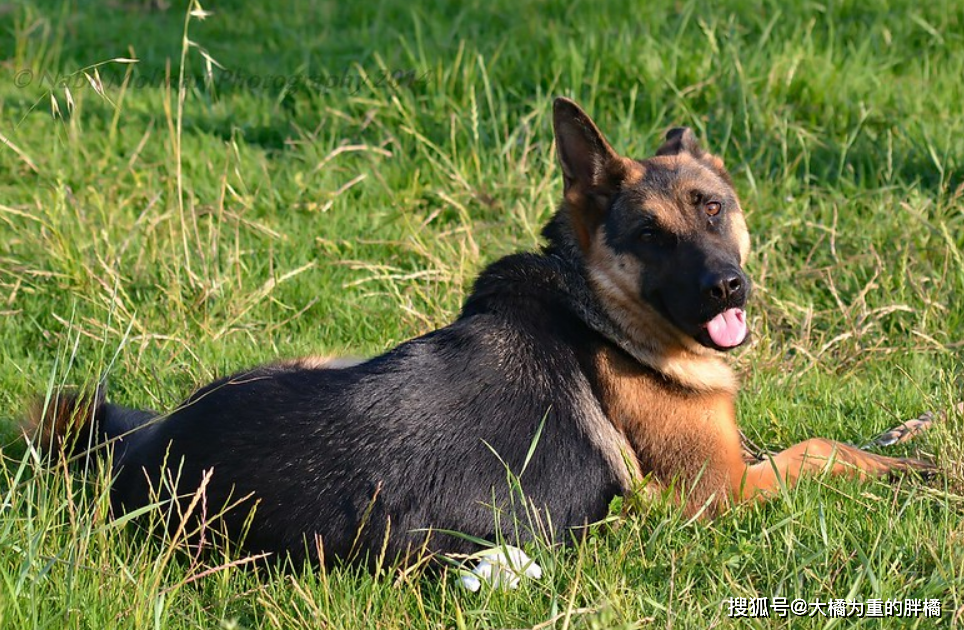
1;0;962;627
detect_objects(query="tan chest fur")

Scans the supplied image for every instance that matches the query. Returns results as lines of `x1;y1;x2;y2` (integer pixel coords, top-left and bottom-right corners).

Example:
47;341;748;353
591;346;746;515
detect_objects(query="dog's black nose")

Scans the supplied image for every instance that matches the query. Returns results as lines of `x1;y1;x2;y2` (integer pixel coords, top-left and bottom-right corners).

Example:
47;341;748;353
702;269;746;302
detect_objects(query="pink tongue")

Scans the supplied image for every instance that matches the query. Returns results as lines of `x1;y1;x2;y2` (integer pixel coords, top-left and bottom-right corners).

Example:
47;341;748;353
705;308;747;348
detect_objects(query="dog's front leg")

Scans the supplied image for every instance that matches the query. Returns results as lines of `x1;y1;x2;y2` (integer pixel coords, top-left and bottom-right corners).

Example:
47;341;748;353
732;438;934;502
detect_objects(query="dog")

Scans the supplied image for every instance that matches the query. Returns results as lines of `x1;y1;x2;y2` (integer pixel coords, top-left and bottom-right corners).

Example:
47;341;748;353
26;98;935;569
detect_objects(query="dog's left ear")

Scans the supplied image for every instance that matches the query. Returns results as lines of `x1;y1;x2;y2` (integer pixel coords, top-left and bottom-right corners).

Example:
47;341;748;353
553;98;627;193
656;127;704;158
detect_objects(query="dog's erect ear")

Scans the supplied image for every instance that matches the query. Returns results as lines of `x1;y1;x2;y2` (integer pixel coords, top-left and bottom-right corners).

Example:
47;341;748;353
553;98;625;192
657;126;733;184
656;127;704;158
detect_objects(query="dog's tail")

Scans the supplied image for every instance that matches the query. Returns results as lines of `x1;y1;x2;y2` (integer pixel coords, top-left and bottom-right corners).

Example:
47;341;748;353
22;385;157;463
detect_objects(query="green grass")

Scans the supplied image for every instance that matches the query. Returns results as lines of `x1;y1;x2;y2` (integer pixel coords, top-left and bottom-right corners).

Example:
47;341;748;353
1;0;963;627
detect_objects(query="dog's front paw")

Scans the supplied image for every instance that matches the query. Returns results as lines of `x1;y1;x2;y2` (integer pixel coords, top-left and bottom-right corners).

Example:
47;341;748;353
888;455;940;481
457;546;542;592
870;402;962;448
872;413;937;447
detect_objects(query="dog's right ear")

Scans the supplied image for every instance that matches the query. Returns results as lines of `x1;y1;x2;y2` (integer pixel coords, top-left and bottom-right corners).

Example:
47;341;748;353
656;127;704;158
656;126;733;185
553;98;626;193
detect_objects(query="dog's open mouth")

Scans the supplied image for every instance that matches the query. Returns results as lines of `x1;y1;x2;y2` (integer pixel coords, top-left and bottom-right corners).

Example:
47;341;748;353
703;308;747;349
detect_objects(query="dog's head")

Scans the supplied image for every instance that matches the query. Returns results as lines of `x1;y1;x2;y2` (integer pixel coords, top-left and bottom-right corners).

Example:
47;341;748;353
546;98;751;353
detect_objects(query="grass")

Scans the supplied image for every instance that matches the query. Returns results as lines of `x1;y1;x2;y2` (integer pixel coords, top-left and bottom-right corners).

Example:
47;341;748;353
1;0;963;627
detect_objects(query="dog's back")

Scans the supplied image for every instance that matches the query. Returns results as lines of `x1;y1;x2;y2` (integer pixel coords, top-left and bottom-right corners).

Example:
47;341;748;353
28;253;636;566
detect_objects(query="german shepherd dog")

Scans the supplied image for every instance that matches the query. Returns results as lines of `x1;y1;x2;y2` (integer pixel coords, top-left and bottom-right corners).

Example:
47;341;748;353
28;98;934;568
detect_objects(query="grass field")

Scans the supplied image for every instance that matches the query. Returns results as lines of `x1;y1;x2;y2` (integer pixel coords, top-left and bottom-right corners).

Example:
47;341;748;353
1;0;963;627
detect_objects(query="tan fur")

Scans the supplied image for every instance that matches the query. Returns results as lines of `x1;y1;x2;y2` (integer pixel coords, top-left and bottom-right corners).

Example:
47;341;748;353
593;346;742;515
22;390;100;454
275;355;365;370
736;439;931;500
563;189;595;252
591;346;933;516
732;212;751;264
644;153;746;235
620;158;645;186
641;195;691;234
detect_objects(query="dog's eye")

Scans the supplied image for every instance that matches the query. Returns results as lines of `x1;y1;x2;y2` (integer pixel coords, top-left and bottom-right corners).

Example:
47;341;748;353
704;201;722;217
638;225;656;240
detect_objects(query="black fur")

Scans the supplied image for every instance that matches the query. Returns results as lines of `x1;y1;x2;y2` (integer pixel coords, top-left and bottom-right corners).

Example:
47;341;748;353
94;250;630;567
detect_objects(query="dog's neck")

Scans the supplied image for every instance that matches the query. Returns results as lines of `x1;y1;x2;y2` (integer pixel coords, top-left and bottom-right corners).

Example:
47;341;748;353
548;251;739;394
